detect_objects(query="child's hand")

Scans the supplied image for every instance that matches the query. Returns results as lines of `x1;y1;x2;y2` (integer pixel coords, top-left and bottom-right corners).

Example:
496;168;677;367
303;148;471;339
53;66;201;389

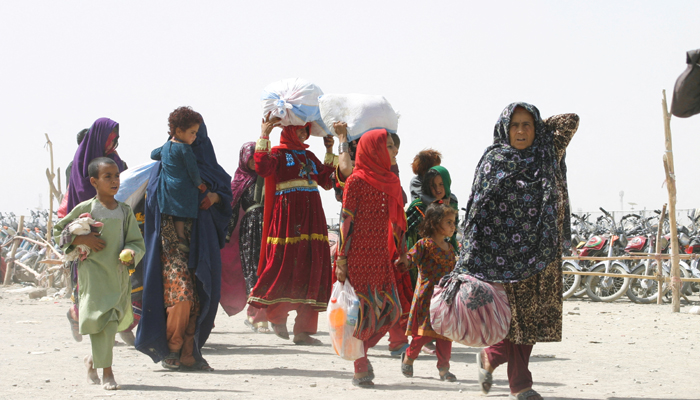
395;253;409;273
73;232;106;252
119;249;135;265
335;256;348;282
198;183;207;193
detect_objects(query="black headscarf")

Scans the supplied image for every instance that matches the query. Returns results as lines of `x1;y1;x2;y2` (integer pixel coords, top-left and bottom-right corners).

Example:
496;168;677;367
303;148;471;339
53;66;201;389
456;102;567;283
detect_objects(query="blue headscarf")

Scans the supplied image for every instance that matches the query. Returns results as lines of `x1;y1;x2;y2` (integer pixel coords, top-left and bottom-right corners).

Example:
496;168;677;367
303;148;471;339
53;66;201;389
136;121;232;363
455;102;565;283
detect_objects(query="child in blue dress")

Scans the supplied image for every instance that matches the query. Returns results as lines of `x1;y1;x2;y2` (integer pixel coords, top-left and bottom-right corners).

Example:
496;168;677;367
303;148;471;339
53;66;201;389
151;106;206;252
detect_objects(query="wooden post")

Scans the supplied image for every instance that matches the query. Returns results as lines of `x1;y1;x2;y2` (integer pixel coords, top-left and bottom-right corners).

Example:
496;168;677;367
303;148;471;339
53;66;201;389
661;90;681;312
44;133;55;243
655;204;667;305
3;216;25;286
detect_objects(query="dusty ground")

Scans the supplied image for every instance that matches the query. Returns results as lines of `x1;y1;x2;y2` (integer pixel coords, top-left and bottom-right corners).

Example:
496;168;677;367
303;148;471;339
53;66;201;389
0;284;698;400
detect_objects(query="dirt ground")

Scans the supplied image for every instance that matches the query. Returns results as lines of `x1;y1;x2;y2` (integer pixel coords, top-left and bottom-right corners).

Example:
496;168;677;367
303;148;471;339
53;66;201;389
1;285;698;400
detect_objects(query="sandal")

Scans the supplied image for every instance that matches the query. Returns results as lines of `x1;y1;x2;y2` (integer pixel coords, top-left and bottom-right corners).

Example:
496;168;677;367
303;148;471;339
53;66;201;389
177;237;190;253
256;322;271;334
477;350;493;394
509;389;542;400
439;369;457;382
161;352;180;370
401;352;413;378
183;360;214;372
244;319;258;333
66;310;82;342
351;374;374;388
271;323;290;340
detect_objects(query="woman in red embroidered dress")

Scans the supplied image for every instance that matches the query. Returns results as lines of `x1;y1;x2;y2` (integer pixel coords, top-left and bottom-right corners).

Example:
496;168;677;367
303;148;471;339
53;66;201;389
248;116;335;345
336;128;408;388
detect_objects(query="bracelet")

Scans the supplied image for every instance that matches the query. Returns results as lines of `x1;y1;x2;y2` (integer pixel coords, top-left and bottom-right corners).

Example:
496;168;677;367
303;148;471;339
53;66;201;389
338;142;349;154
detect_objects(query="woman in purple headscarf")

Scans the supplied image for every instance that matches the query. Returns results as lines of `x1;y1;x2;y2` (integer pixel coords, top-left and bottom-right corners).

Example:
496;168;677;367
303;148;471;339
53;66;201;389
64;118;125;343
220;142;269;332
66;118;124;212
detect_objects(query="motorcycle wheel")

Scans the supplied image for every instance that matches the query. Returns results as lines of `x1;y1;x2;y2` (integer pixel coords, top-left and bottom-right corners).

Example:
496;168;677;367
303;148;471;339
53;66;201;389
562;261;581;299
585;262;630;302
626;263;661;304
661;261;693;303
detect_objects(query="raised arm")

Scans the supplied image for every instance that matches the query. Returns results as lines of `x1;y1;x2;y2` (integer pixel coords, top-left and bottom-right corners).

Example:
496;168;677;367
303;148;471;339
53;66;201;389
334;122;354;179
544;113;580;162
254;114;282;177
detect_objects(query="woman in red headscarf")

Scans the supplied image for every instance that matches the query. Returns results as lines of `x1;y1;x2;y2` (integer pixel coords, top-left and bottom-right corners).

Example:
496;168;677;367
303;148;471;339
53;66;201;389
247;115;336;345
335;129;408;388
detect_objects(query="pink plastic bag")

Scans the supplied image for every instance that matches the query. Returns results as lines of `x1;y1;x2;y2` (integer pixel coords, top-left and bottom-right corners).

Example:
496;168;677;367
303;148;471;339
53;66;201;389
430;273;511;347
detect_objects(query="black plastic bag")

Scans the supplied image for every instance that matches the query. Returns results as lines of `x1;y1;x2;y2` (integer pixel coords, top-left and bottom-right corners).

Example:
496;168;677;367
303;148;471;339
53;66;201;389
671;49;700;118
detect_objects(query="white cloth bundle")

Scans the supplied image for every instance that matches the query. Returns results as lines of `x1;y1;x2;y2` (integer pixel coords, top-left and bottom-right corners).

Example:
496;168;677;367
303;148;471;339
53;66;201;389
319;94;399;141
260;78;329;137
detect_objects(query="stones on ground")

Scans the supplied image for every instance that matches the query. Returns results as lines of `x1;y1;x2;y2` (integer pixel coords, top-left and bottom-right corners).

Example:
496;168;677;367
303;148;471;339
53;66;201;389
310;383;317;387
28;288;47;299
687;306;700;315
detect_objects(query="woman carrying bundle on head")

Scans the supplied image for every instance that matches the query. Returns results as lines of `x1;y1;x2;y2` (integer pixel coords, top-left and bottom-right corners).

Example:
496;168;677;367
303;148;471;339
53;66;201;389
247;114;335;345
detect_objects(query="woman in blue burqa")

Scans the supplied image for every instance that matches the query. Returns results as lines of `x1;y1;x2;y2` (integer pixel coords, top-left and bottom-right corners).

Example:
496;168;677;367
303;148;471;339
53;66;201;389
135;121;232;371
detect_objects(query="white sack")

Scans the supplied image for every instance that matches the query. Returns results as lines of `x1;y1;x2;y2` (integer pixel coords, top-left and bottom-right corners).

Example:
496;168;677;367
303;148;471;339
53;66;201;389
260;78;329;137
319;94;399;142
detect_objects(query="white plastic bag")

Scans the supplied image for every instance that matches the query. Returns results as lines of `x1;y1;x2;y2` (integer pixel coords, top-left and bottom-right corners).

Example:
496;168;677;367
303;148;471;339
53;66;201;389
115;161;156;209
327;280;364;361
260;78;329;137
319;93;399;141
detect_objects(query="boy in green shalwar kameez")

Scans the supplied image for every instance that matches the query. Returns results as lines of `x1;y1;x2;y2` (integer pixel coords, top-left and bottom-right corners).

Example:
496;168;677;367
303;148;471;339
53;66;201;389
54;157;145;390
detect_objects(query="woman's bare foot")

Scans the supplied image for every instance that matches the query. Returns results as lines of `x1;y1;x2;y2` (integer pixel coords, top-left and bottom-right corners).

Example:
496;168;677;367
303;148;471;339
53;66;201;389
353;371;369;380
84;355;100;384
101;367;120;390
256;321;270;333
293;332;322;346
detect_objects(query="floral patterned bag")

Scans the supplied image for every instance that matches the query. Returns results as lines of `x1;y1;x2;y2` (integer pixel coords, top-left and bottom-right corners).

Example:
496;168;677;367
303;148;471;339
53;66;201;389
430;273;511;347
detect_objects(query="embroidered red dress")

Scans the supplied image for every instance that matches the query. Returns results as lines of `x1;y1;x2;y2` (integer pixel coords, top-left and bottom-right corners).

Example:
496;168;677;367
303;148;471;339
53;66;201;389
248;140;334;311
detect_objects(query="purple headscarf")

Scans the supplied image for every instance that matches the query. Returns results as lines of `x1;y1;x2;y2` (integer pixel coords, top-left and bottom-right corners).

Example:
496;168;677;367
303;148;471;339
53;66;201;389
230;142;257;209
66;117;124;212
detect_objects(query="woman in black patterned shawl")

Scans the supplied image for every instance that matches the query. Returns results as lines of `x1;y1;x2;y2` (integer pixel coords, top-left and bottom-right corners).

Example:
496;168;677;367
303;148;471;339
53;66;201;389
455;102;578;400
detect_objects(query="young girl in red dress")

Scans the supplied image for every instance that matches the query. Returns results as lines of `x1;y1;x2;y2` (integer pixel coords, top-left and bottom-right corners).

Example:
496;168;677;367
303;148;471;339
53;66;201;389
336;129;408;388
401;202;458;382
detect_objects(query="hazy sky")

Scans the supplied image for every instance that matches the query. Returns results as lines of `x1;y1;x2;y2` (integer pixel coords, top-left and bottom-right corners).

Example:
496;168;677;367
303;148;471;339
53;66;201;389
2;1;700;221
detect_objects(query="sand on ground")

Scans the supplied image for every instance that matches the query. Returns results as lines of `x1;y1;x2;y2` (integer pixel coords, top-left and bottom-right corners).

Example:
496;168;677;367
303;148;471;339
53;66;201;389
1;284;698;400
